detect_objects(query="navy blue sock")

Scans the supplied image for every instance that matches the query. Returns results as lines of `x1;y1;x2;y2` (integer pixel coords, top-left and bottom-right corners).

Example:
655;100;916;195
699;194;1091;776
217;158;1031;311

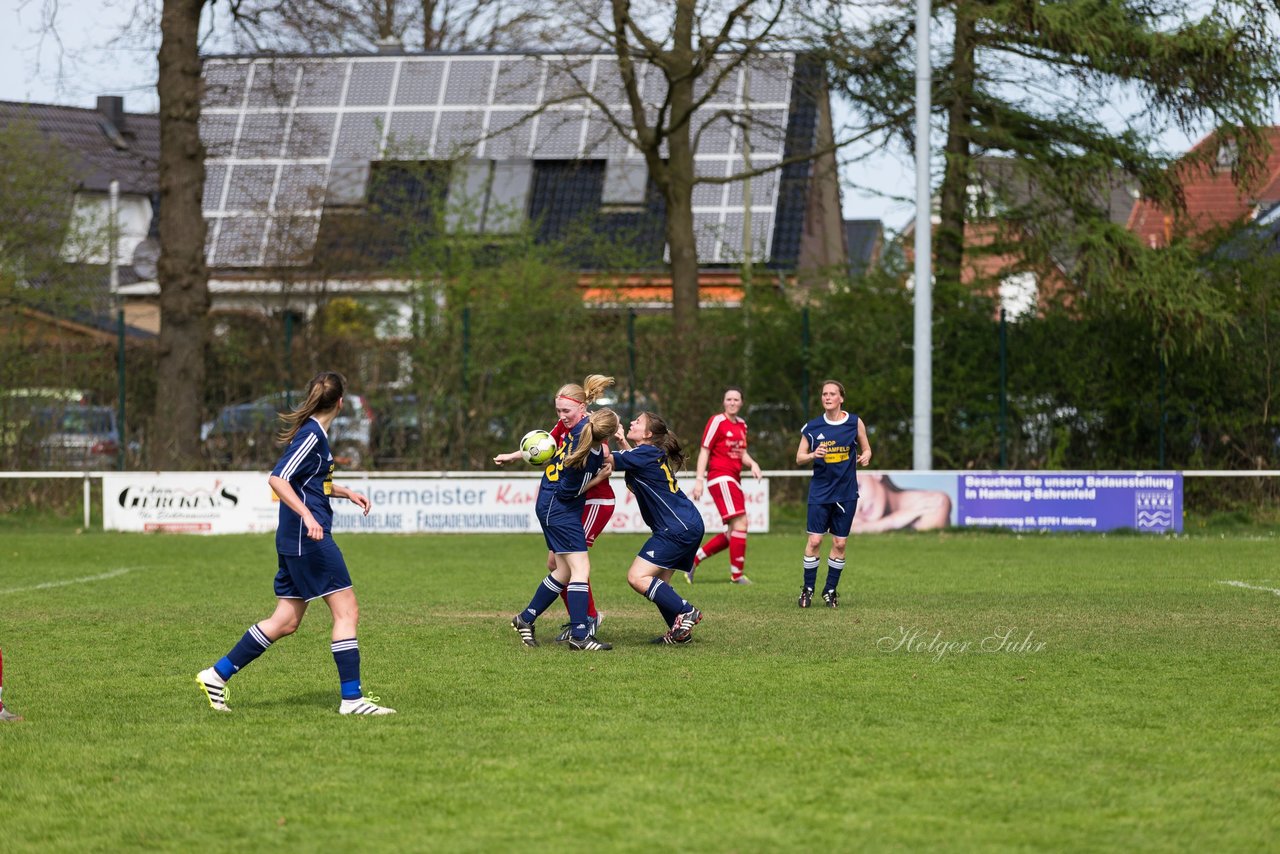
645;578;690;618
566;582;590;639
802;556;819;591
824;557;846;593
521;574;564;623
657;601;678;628
214;623;272;681
332;638;361;700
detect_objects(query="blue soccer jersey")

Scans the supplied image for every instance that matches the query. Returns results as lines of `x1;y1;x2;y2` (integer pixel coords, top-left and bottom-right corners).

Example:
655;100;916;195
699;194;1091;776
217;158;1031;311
612;444;703;536
271;418;335;556
539;418;604;510
801;412;861;504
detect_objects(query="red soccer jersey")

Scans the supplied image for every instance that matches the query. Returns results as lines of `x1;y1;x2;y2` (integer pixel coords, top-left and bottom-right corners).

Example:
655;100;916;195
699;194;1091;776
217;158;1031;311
550;420;614;500
701;413;748;480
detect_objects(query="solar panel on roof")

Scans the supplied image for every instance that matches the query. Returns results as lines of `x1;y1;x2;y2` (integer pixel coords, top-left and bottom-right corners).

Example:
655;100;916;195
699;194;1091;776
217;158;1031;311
248;62;298;107
394;63;443;106
443;59;496;105
345;62;395;106
484;111;534;159
386;112;434;156
297;63;347;106
335;113;383;158
201;51;801;268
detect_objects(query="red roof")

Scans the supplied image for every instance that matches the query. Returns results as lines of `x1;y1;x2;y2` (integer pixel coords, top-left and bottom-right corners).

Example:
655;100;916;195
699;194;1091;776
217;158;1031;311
1128;127;1280;247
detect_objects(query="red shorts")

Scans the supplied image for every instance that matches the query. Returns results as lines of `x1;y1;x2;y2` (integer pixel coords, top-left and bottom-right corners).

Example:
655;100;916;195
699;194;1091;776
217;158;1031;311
706;476;746;522
581;499;615;546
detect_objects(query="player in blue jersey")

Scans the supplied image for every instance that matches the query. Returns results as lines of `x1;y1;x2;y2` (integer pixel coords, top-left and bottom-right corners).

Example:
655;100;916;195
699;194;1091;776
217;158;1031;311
509;405;619;651
795;380;872;609
612;412;706;644
494;375;616;642
196;371;395;715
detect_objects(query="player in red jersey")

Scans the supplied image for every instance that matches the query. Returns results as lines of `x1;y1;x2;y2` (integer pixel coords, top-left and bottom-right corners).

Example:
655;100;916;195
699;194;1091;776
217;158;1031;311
494;375;615;640
688;387;762;584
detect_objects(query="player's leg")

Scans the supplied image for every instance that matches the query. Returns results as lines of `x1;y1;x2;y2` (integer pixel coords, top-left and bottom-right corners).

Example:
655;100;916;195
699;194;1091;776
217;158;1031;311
727;511;751;584
560;551;607;649
629;545;701;641
0;647;22;722
800;504;830;608
197;595;307;712
822;501;854;608
514;509;580;647
322;586;394;715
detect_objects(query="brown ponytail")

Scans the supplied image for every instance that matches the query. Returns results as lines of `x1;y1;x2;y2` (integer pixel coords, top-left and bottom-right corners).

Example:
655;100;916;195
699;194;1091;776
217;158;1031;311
277;371;345;445
564;408;619;469
639;411;686;471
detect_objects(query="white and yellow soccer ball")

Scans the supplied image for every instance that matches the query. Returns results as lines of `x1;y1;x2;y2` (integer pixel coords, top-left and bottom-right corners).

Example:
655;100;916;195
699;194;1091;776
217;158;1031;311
520;429;557;465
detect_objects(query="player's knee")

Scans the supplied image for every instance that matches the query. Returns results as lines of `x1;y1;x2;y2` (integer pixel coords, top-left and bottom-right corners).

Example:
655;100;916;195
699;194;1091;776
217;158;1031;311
273;617;301;637
627;568;650;592
831;538;848;557
806;534;824;552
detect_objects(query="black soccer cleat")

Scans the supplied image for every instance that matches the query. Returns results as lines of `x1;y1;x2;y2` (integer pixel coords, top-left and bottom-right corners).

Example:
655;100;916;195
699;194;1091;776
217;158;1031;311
822;589;839;609
567;635;612;651
798;587;814;608
651;631;692;645
511;614;539;647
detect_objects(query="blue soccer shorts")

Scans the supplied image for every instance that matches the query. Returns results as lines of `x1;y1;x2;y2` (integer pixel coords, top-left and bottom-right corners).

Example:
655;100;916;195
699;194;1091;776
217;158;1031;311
274;538;353;601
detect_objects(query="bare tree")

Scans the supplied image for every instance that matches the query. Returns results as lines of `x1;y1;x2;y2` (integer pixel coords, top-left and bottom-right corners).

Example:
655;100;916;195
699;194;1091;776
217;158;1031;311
225;0;557;52
553;0;841;351
152;0;211;469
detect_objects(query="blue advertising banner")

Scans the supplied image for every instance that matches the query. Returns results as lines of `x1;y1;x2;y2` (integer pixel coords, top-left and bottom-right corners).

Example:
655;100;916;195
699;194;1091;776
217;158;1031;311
955;472;1182;533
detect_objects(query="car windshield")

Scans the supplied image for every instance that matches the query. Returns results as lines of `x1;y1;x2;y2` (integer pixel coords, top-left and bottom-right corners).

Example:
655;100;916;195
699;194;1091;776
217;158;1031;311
36;407;114;434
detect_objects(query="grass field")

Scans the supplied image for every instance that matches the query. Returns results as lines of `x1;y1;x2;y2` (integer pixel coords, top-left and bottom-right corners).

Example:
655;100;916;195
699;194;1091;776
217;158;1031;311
1;528;1277;852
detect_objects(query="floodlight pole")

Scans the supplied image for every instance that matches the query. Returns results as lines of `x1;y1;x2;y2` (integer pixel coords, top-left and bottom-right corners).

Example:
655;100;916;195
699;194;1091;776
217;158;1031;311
110;180;126;472
912;0;934;471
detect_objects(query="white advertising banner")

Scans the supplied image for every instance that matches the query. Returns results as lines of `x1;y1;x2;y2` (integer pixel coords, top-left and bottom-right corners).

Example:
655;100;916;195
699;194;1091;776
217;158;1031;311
103;472;278;534
103;473;770;535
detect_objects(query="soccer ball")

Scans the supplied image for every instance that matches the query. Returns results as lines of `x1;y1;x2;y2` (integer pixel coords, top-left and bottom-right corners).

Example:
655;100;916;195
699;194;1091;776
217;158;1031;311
520;429;557;465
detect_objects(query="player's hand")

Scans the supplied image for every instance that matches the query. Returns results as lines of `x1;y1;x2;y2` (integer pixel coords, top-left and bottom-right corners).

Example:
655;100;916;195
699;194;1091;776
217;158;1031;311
599;461;614;478
493;451;519;466
813;444;829;459
303;513;324;540
750;461;762;480
349;491;371;516
691;479;704;500
857;449;872;466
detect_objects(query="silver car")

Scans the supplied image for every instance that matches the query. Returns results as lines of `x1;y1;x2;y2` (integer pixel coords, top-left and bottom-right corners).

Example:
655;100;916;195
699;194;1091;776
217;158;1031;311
36;405;121;470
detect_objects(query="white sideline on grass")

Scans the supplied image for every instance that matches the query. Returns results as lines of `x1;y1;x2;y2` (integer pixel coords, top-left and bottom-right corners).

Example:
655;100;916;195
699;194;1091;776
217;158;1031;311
0;567;136;596
1219;580;1280;597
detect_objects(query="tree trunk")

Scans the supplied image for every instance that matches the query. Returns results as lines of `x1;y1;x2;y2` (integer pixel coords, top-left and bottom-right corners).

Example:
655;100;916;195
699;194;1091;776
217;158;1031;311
935;4;977;297
154;0;210;470
665;0;699;345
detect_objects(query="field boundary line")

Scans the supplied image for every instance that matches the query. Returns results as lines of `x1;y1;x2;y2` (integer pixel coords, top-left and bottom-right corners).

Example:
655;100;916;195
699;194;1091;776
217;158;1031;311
1218;580;1280;597
0;567;137;596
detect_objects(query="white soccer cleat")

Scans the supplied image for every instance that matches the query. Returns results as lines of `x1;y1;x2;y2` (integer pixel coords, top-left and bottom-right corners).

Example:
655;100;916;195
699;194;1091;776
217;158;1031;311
339;696;396;716
196;667;231;712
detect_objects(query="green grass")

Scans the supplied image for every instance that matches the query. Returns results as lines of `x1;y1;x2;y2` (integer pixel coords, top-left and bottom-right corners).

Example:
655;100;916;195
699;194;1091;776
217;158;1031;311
1;530;1277;852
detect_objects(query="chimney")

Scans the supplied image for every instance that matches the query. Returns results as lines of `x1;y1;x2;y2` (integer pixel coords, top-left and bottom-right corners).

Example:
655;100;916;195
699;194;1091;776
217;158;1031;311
374;36;404;55
97;95;126;133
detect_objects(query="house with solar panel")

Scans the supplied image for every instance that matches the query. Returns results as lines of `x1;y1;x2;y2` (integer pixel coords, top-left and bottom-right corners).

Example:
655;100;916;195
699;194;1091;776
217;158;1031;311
189;49;846;330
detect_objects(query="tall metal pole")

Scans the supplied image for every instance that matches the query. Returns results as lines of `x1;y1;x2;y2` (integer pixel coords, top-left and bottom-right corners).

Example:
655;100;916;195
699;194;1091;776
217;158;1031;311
999;307;1007;468
912;0;934;470
627;308;637;422
109;180;126;471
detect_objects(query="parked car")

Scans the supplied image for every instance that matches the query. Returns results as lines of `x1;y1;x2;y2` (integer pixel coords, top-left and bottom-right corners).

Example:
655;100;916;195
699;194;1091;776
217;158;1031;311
35;404;122;470
202;391;375;469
